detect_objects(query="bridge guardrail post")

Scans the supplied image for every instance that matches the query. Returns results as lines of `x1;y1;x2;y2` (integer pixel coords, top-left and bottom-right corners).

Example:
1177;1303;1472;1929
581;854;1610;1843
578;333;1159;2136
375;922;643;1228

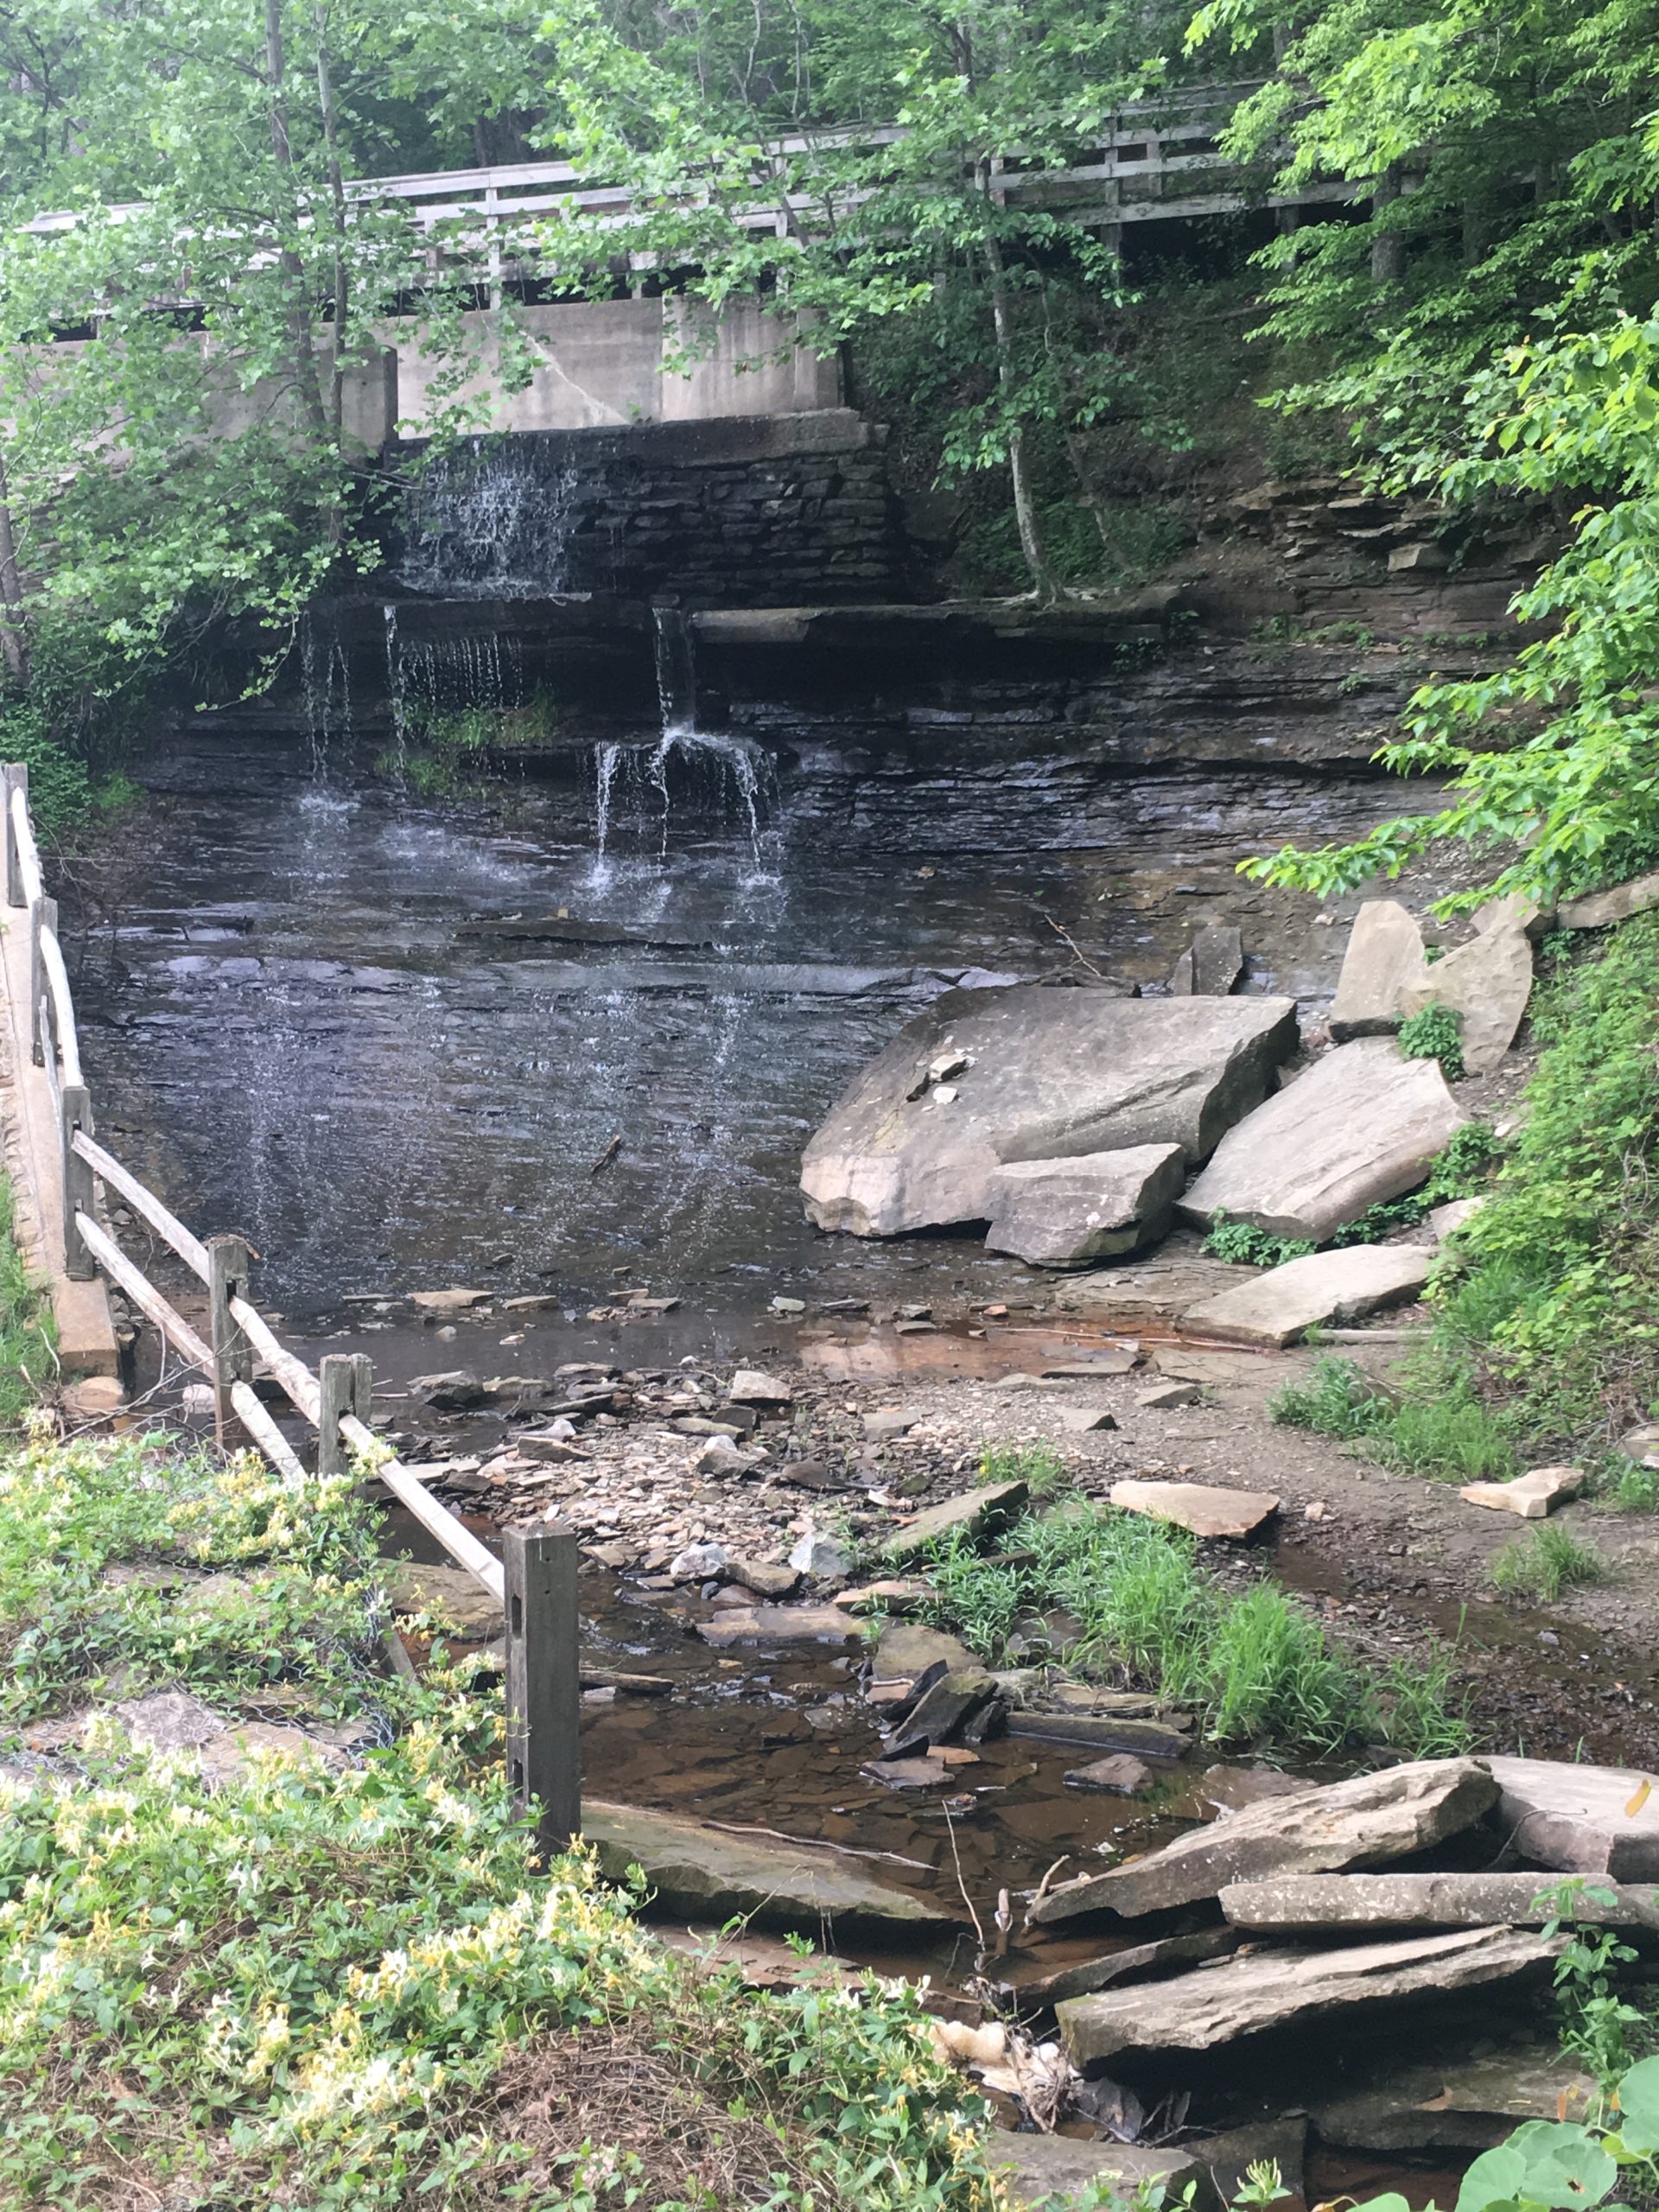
207;1232;254;1443
29;893;52;1065
3;760;25;907
503;1521;581;1858
318;1351;373;1478
60;1082;93;1279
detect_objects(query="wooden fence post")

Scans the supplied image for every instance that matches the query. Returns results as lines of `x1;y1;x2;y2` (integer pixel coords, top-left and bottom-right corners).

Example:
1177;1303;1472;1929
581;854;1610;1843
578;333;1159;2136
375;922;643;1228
318;1351;372;1478
60;1084;93;1280
29;893;52;1065
503;1522;581;1857
3;760;24;908
207;1232;253;1441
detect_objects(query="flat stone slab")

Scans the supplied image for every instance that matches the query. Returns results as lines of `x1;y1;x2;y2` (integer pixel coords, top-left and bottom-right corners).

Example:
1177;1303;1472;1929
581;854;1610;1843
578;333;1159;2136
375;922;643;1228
1460;1466;1582;1518
1109;1478;1280;1539
728;1367;791;1405
984;1144;1185;1266
385;1559;502;1632
873;1622;980;1681
884;1478;1028;1562
1310;2049;1599;2151
1485;1757;1659;1878
582;1799;958;1936
695;1605;861;1647
1009;1926;1242;2009
1030;1758;1498;1926
1182;1243;1435;1349
1221;1871;1659;1933
1331;901;1427;1040
1559;870;1659;930
1065;1754;1157;1795
987;2136;1209;2210
1397;906;1534;1076
1010;1712;1188;1761
802;986;1299;1236
1180;1038;1469;1244
1058;1926;1555;2065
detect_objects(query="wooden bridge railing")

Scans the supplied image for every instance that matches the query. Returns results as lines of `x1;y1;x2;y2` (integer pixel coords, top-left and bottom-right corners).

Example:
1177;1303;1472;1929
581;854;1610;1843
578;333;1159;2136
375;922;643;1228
0;762;579;1853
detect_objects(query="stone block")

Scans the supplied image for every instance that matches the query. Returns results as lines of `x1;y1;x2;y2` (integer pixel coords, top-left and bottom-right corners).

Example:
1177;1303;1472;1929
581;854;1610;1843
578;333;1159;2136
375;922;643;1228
983;1143;1185;1266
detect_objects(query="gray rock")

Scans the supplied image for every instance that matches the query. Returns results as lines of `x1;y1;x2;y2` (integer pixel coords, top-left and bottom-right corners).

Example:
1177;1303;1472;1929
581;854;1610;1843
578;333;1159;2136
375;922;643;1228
863;1406;922;1441
801;987;1300;1236
884;1478;1029;1562
1137;1381;1199;1408
1559;870;1659;930
726;1558;800;1600
1010;1926;1242;2009
385;1559;502;1631
1310;2049;1599;2151
1109;1478;1280;1538
1427;1196;1485;1241
1180;1038;1468;1243
1485;1756;1659;1878
692;1436;747;1476
407;1368;487;1409
988;2137;1210;2211
1330;901;1427;1040
1030;1758;1500;1926
1220;1871;1659;1933
787;1530;855;1579
695;1605;861;1647
582;1798;957;1936
112;1688;226;1752
1191;2120;1307;2212
1181;1243;1435;1349
1058;1926;1556;2066
983;1144;1186;1266
668;1541;729;1582
1054;1405;1118;1433
1065;1754;1157;1795
1397;911;1534;1077
1170;924;1245;999
728;1367;792;1406
1009;1712;1188;1761
873;1621;979;1681
884;1668;998;1758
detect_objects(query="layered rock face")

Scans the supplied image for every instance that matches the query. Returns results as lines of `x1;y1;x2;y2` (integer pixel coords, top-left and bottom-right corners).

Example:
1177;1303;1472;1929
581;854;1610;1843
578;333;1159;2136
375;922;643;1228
800;986;1299;1236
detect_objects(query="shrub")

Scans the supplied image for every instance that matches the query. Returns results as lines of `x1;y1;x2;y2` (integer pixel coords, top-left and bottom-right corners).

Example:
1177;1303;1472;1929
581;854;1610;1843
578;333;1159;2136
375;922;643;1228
1398;999;1466;1078
1204;1209;1317;1268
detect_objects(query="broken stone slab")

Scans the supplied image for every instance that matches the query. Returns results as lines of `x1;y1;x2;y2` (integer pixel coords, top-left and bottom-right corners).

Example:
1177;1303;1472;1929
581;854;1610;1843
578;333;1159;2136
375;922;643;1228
1065;1754;1158;1795
1030;1758;1499;1926
1170;925;1245;1000
726;1558;801;1600
864;1406;922;1441
1220;1871;1659;1934
695;1605;861;1648
409;1287;491;1313
834;1578;933;1614
408;1367;488;1409
111;1688;226;1753
1460;1466;1582;1518
983;1144;1186;1266
1181;1243;1435;1350
874;1622;981;1681
1558;870;1659;931
861;1755;950;1789
1058;1926;1556;2067
988;2136;1211;2211
884;1669;999;1758
582;1799;958;1937
1008;1926;1243;2010
1428;1196;1485;1241
668;1541;728;1582
384;1559;501;1632
1044;1349;1141;1377
1180;1038;1469;1244
787;1531;855;1580
1485;1757;1659;1878
1397;915;1534;1077
1309;2049;1599;2151
1190;2120;1307;2212
1008;1712;1189;1761
884;1478;1029;1563
1138;1381;1200;1409
728;1367;792;1406
1053;1405;1118;1433
801;986;1300;1236
1330;902;1427;1040
1109;1478;1280;1540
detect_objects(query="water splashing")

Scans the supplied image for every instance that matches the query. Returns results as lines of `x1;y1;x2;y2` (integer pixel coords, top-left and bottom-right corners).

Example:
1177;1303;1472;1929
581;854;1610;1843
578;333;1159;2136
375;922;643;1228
397;441;580;598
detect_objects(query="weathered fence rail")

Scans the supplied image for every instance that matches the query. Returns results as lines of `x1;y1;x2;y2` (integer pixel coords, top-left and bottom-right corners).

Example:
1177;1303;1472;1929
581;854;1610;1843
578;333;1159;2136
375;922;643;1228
0;764;579;1853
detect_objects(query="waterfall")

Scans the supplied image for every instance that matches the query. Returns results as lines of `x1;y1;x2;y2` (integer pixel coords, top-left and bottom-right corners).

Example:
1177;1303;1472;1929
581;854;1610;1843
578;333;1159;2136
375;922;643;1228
653;605;698;736
396;440;580;599
383;605;409;785
298;613;353;795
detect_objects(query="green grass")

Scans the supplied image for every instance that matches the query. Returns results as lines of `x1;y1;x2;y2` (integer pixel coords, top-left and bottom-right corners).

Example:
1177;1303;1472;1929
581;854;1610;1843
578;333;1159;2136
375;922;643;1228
1490;1522;1607;1604
979;1438;1071;1500
919;1497;1469;1757
1271;1352;1518;1484
0;1178;54;1427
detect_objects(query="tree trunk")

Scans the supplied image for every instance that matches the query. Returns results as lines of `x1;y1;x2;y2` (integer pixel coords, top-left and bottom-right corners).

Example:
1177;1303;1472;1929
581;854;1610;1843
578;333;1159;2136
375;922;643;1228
264;0;331;450
979;220;1057;602
0;454;29;687
1371;162;1406;285
314;12;349;441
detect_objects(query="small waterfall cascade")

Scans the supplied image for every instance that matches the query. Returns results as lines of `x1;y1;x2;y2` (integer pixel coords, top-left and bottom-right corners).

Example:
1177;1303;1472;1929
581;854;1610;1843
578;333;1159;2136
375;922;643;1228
588;608;779;883
395;439;580;599
298;612;354;804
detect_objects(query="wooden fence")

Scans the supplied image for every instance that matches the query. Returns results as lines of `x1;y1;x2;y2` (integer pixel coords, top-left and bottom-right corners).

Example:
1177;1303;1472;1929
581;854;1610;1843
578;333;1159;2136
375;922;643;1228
1;763;580;1852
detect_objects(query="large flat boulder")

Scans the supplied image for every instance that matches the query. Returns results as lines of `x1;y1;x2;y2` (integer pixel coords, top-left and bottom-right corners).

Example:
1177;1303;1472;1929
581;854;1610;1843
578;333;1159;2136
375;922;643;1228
1221;1871;1659;1933
988;2136;1211;2210
1559;870;1659;930
983;1144;1185;1266
1181;1243;1434;1349
1396;908;1534;1077
582;1800;958;1936
1485;1757;1659;1879
1109;1478;1280;1538
1310;2050;1599;2151
1330;901;1427;1040
802;987;1299;1236
1058;1928;1554;2067
1179;1038;1468;1244
884;1478;1028;1563
1028;1758;1497;1926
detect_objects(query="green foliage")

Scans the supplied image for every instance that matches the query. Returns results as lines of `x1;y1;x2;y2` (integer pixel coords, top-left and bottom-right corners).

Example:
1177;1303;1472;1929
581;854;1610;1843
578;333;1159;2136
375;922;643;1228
919;1495;1466;1754
1490;1522;1606;1605
980;1438;1071;1500
1270;1352;1517;1484
0;1179;53;1430
0;1429;1007;2209
1538;1878;1649;2088
1327;1121;1499;1247
1204;1209;1316;1268
1397;1001;1466;1081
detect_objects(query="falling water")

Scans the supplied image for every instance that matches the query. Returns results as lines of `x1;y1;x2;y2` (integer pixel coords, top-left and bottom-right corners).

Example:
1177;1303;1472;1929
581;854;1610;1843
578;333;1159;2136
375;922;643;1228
397;442;580;599
383;605;409;785
298;613;354;795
